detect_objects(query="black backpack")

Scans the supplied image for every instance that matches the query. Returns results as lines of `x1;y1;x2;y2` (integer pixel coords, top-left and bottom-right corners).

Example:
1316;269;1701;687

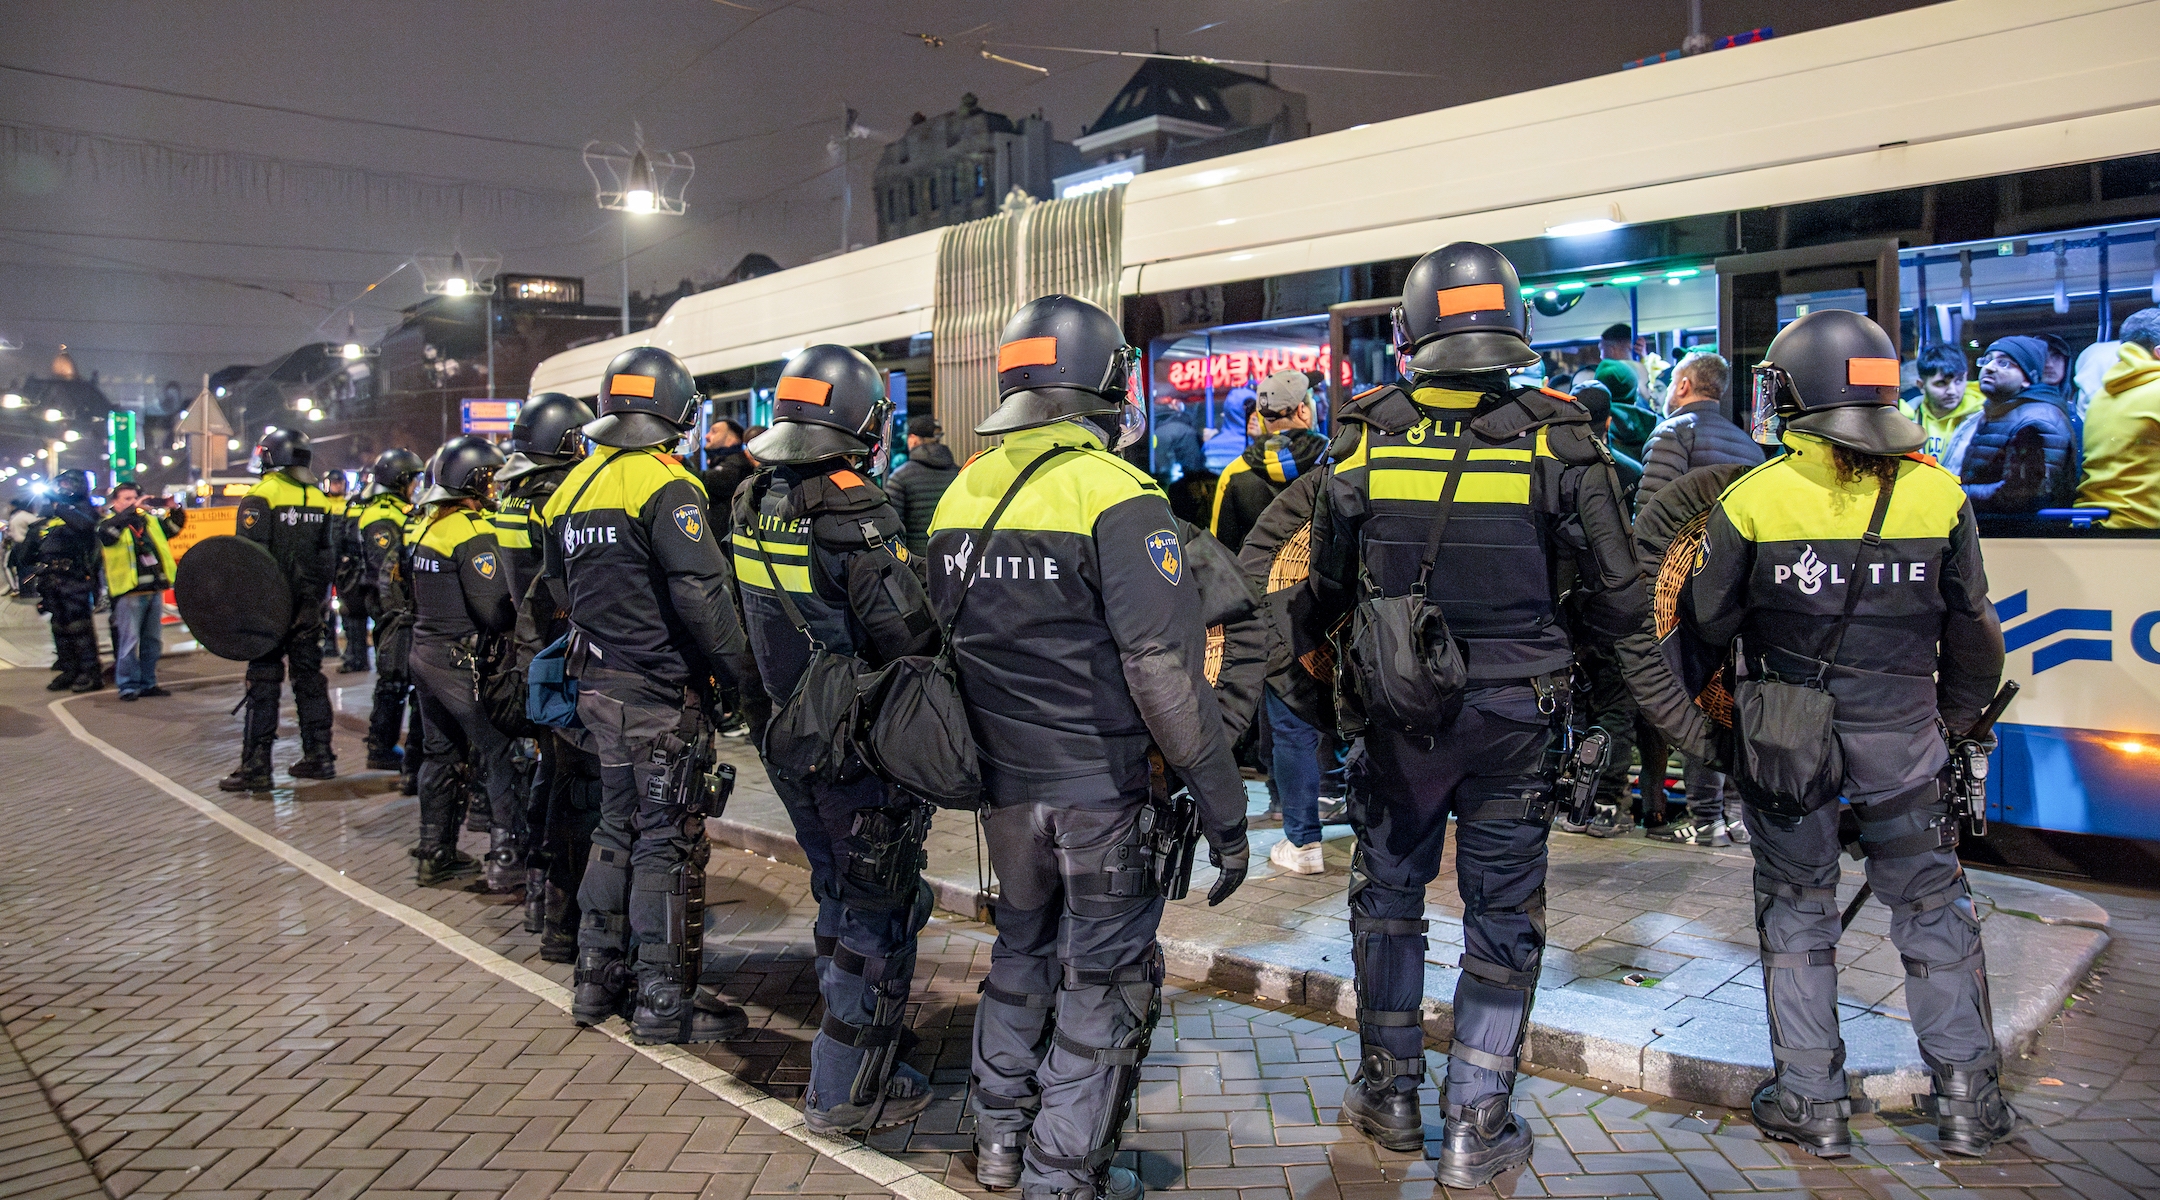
858;447;1079;809
1339;464;1469;737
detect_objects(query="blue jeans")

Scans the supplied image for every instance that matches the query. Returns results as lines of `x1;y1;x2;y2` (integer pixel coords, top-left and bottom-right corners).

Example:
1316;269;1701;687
1268;690;1322;847
111;589;163;693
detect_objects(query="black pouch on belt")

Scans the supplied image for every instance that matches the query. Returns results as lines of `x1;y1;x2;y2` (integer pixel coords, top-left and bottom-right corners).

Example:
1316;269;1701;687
1731;475;1895;825
1341;464;1467;736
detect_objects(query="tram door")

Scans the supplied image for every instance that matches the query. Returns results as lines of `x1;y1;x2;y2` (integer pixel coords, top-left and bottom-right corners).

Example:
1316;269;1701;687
1715;239;1902;428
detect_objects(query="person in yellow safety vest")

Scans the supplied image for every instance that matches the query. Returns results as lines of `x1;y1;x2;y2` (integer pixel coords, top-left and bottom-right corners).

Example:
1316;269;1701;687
98;481;184;700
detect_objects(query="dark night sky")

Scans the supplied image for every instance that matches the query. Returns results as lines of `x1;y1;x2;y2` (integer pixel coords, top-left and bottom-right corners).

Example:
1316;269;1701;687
0;0;1937;396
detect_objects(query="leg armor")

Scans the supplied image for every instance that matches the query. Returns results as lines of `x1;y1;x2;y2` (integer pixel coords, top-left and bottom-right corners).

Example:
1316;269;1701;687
1743;800;1855;1156
971;805;1063;1189
1020;805;1167;1198
805;881;936;1134
1855;780;2013;1155
1027;948;1163;1195
220;658;284;790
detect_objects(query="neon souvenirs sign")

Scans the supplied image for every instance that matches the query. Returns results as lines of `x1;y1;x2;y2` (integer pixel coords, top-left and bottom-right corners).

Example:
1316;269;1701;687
1162;345;1343;395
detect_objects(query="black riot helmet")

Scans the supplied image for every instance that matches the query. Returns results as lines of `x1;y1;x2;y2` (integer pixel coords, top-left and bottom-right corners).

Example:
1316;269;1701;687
415;435;506;506
745;344;891;466
499;392;595;483
1392;241;1539;377
370;447;425;495
1751;309;1923;455
252;426;318;485
50;469;91;500
976;294;1142;446
585;346;699;449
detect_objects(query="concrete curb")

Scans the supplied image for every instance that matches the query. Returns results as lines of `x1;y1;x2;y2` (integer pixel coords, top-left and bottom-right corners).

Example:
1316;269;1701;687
706;792;2109;1112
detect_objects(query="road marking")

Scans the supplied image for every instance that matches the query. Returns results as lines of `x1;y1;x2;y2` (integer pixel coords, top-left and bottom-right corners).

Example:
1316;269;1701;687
48;690;971;1200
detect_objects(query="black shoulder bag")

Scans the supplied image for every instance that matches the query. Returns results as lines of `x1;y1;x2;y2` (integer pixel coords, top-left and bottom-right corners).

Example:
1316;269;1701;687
1340;461;1469;737
1731;475;1898;824
742;514;872;788
859;446;1078;809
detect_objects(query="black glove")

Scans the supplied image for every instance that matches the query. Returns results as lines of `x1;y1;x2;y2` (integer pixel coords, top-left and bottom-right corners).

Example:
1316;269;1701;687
1206;823;1250;907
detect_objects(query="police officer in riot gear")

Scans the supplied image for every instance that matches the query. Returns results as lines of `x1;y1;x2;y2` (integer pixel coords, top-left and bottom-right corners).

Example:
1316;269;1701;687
732;345;940;1134
541;345;753;1046
408;437;517;885
1304;242;1643;1185
493;393;604;962
935;295;1250;1200
29;470;102;693
223;428;340;790
359;448;425;774
1697;309;2012;1158
327;470;372;673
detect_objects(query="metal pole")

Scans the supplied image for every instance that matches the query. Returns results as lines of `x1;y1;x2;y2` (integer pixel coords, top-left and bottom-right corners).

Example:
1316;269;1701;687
486;291;496;399
621;216;632;337
2098;229;2113;344
840;103;852;255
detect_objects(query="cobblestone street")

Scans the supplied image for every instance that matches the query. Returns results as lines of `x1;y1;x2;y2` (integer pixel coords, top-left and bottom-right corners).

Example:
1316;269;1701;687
1;650;2157;1200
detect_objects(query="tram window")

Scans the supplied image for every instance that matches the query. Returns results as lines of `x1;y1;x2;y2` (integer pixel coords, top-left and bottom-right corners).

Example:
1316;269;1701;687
1901;218;2160;537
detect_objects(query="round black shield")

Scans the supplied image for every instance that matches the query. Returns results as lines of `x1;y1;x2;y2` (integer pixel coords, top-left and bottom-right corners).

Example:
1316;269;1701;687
1619;463;1755;764
174;535;293;661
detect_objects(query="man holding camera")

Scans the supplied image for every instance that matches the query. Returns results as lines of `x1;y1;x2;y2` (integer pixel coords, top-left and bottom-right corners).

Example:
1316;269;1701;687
99;482;184;699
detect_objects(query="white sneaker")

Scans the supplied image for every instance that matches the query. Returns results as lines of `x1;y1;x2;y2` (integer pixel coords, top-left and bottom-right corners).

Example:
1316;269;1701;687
1270;839;1325;875
1727;818;1752;846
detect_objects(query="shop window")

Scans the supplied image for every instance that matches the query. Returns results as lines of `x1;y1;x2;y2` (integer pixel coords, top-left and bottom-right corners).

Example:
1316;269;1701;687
1148;316;1338;478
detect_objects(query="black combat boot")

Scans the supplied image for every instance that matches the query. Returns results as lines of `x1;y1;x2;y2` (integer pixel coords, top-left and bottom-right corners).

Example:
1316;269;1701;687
219;698;277;792
630;978;750;1045
415;818;479;884
1921;1066;2017;1157
572;947;631;1026
1341;1068;1426;1153
289;752;337;780
1438;1093;1534;1188
524;867;548;934
539;884;577;963
973;1131;1023;1191
70;666;103;693
483;828;523;893
1750;1080;1852;1158
365;744;403;771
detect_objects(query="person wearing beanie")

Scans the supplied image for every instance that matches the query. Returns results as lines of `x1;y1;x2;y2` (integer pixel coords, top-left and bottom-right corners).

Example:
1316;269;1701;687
1960;334;2079;525
1594;357;1659;465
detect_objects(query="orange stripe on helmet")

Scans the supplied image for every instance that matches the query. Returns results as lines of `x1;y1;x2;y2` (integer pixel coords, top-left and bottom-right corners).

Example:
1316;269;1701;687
1847;357;1900;387
609;373;658;398
829;469;864;489
775;375;832;405
998;336;1058;372
1436;283;1507;317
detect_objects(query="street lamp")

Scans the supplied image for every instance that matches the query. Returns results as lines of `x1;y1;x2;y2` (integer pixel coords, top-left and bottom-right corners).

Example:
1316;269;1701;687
417;249;502;397
584;131;693;336
42;408;62;422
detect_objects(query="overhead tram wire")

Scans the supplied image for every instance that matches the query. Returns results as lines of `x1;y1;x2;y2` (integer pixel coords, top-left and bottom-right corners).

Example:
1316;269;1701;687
978;41;1448;79
0;62;581;152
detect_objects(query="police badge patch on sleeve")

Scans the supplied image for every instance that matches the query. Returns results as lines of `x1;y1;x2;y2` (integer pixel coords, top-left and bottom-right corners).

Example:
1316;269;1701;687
673;504;704;541
1145;528;1183;585
473;551;497;579
241;508;260;530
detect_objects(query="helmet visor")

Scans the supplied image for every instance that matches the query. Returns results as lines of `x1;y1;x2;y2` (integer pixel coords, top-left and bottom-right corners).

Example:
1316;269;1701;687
1097;343;1141;397
1750;362;1791;446
1112;392;1147;452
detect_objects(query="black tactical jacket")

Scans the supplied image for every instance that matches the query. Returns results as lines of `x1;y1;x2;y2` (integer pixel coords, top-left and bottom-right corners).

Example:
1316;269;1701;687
237;471;335;607
1310;381;1645;683
410;506;515;642
1694;433;2004;732
732;462;937;706
925;422;1247;847
540;446;746;691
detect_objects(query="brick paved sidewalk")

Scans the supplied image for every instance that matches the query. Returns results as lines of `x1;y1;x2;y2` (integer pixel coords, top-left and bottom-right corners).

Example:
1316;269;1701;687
0;658;2155;1200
